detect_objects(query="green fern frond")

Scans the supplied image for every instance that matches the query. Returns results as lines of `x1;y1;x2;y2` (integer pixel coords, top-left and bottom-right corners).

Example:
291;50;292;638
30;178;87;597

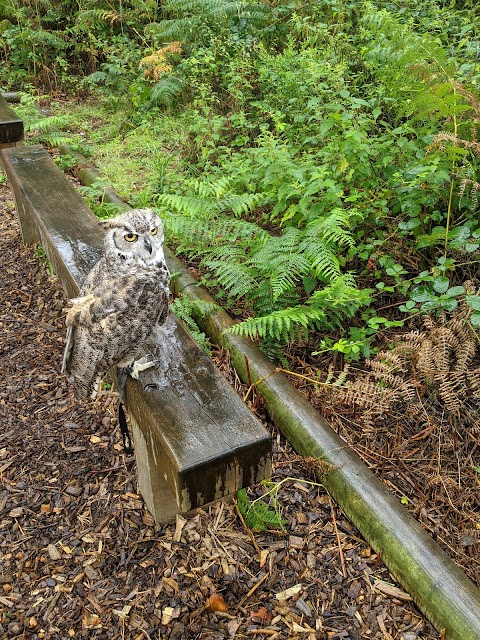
201;244;258;297
170;296;212;354
159;193;211;217
203;257;258;298
159;189;263;219
307;208;358;248
31;28;67;49
149;75;183;108
248;228;309;301
189;175;232;198
360;6;470;125
227;275;371;342
25;114;71;134
164;211;267;249
34;132;76;147
147;0;272;45
237;487;286;533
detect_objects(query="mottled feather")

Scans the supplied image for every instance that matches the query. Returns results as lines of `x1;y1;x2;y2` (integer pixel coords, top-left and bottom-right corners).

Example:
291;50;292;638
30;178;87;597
62;209;170;402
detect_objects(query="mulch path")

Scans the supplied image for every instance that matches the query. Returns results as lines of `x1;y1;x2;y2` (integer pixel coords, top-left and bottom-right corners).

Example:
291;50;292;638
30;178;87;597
0;177;439;640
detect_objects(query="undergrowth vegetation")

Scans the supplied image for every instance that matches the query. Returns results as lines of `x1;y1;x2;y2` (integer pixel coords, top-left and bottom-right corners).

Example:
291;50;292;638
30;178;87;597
3;0;480;576
2;0;480;362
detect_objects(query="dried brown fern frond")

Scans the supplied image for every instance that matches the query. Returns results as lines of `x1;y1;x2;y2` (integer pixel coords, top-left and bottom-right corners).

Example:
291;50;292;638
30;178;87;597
451;317;477;371
416;338;435;380
439;372;467;413
430;131;480;156
432;326;459;375
458;178;480;210
320;297;479;428
369;350;409;372
466;368;480;399
395;330;426;352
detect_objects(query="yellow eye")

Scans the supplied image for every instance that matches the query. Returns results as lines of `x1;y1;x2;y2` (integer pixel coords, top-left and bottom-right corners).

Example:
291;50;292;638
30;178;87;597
150;227;158;236
124;233;138;242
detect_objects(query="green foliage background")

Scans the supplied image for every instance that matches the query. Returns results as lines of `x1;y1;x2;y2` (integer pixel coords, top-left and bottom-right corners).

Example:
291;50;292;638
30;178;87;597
2;0;480;357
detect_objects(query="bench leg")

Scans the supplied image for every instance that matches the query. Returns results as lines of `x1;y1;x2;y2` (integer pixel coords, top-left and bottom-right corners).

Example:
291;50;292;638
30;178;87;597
129;414;180;523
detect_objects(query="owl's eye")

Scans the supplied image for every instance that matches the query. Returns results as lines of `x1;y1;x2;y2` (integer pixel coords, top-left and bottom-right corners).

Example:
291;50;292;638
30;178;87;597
124;233;138;242
150;227;158;236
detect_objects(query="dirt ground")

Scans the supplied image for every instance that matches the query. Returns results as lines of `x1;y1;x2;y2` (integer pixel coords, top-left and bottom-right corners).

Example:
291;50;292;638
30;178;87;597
0;176;441;640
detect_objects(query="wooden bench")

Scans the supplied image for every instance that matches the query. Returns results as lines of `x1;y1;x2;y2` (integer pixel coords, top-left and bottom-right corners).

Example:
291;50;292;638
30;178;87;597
0;94;23;148
0;144;272;522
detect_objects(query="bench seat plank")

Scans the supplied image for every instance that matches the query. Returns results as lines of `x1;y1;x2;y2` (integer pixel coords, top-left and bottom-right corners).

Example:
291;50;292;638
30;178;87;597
0;94;24;146
1;145;272;521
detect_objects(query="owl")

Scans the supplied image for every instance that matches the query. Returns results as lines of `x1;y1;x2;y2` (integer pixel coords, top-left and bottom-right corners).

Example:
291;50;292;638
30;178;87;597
62;208;170;403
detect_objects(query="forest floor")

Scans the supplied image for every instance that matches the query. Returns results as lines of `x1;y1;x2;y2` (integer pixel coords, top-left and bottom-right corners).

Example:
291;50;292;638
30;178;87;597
0;177;442;639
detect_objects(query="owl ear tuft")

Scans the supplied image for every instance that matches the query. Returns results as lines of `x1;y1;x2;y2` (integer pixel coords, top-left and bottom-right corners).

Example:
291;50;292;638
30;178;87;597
101;218;120;229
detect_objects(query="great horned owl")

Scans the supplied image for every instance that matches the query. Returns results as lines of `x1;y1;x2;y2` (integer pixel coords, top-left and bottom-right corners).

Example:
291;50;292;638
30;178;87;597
62;208;170;402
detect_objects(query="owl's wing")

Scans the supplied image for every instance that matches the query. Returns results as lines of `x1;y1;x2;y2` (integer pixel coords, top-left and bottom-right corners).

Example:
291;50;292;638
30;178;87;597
157;290;169;326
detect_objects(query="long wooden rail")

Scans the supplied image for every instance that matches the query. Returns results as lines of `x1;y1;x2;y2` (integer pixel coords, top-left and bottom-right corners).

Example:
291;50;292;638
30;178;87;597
0;138;271;522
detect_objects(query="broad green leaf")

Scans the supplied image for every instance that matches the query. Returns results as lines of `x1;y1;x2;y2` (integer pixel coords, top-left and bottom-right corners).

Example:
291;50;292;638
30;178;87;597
445;286;465;298
433;276;449;294
466;295;480;311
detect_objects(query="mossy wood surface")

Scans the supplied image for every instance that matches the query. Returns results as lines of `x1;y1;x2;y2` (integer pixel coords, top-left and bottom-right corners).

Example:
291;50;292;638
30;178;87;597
0;145;272;522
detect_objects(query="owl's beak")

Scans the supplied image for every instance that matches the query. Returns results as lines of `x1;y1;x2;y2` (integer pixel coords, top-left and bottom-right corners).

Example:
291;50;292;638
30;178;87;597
143;236;153;254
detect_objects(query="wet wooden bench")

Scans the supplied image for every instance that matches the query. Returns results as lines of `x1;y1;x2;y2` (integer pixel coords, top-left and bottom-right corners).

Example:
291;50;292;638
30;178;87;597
0;94;23;148
0;144;272;522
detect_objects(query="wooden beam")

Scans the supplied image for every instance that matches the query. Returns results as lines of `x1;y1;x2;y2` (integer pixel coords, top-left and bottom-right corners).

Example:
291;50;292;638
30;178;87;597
1;145;272;521
0;94;23;147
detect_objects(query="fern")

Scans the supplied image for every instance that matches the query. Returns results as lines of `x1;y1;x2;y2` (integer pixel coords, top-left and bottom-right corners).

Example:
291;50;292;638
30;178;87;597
227;275;372;342
160;171;371;345
76;9;123;26
147;0;272;45
149;75;183;108
360;6;471;125
170;296;216;354
237;487;286;533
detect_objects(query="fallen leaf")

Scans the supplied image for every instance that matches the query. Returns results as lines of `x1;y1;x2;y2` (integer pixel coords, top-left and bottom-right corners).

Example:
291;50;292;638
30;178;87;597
8;507;23;518
113;605;131;620
247;606;272;624
89;435;102;444
173;514;187;542
205;592;229;612
162;576;180;593
292;621;315;633
259;549;269;568
289;535;305;549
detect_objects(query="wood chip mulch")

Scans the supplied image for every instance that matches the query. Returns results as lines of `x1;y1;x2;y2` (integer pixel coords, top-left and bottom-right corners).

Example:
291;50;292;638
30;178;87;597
0;178;439;639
